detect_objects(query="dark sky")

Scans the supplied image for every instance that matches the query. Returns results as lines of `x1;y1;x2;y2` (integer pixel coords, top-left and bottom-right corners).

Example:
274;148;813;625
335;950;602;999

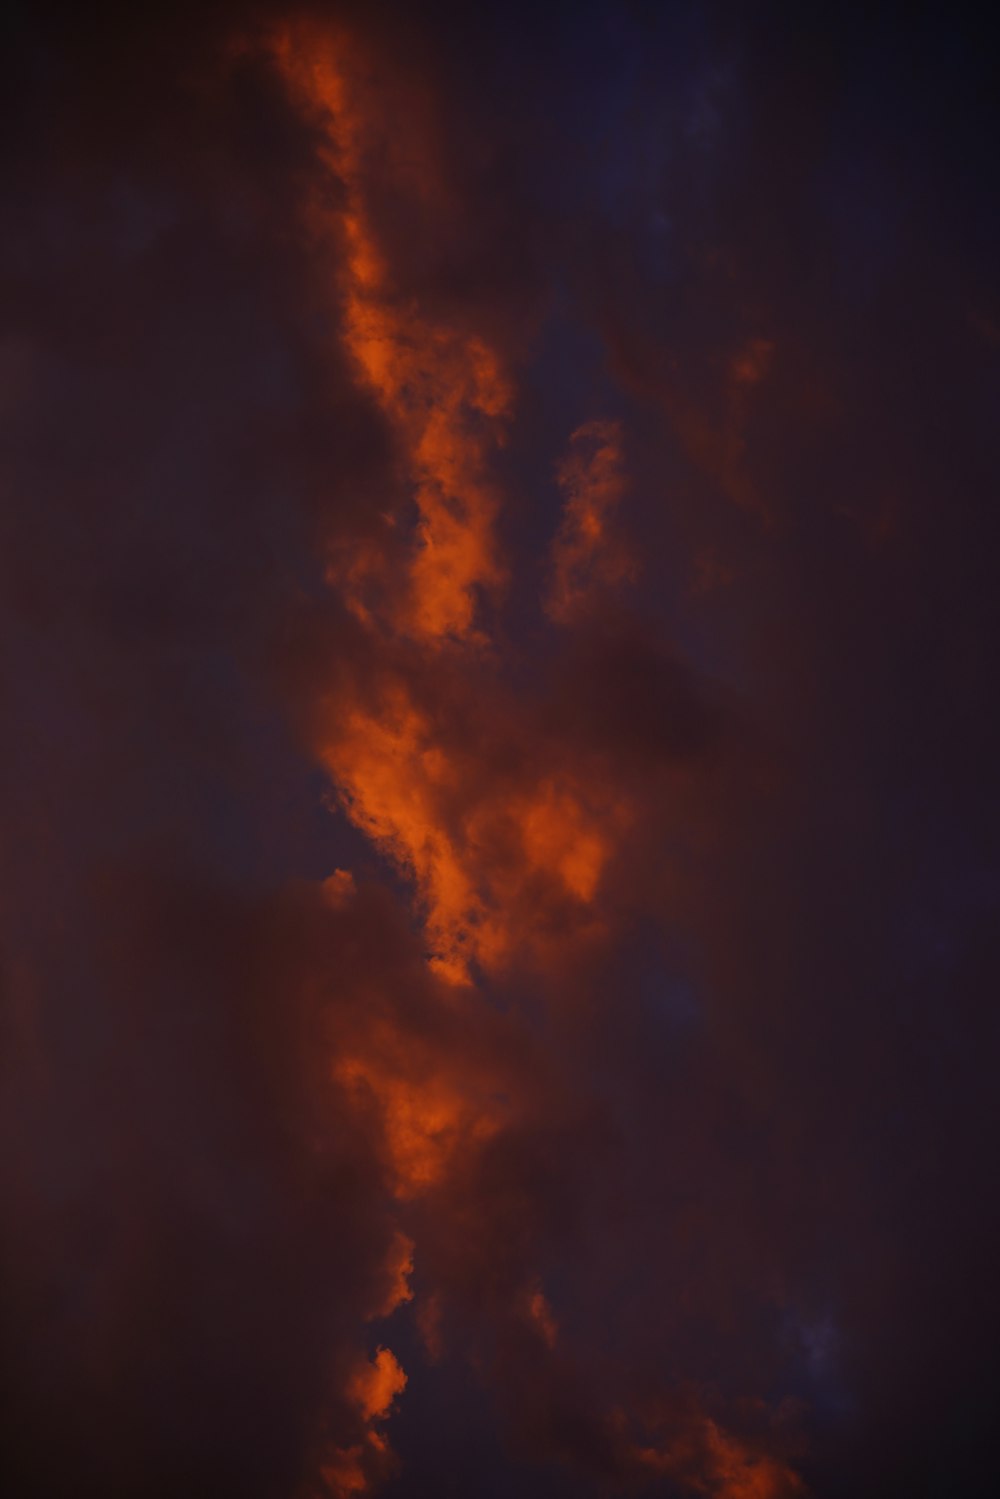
3;4;999;1497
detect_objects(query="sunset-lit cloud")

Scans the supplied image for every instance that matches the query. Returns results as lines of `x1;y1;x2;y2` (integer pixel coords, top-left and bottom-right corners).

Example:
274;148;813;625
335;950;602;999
256;19;806;1498
254;16;810;1496
270;22;638;992
348;1346;407;1423
272;21;512;644
6;6;994;1499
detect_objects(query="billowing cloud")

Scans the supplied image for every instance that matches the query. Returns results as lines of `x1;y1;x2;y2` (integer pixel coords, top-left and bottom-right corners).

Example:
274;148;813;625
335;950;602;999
4;5;999;1499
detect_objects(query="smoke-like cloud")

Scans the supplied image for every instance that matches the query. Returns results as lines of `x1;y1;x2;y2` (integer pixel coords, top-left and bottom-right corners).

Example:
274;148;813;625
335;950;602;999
3;4;999;1498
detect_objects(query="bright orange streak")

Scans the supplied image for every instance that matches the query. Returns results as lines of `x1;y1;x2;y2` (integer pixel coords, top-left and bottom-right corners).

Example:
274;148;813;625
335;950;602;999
270;27;634;983
272;24;511;643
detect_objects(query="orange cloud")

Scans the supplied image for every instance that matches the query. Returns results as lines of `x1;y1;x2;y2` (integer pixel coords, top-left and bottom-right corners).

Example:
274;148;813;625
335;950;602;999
335;1038;507;1199
263;20;804;1499
633;1414;805;1499
318;1429;395;1499
372;1231;414;1320
267;26;639;986
1;9;835;1499
319;672;632;981
318;1442;369;1499
349;1346;407;1422
272;21;511;644
313;1348;407;1497
699;1421;804;1499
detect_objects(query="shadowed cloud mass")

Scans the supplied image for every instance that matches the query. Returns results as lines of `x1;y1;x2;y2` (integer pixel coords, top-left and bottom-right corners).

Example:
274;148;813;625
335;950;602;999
2;3;999;1497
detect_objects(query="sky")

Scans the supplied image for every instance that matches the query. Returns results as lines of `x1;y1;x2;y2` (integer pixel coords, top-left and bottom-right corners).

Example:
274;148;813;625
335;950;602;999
2;3;999;1497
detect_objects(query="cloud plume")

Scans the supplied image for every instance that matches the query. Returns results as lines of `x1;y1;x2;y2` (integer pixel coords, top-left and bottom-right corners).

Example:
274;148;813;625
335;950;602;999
4;5;1000;1499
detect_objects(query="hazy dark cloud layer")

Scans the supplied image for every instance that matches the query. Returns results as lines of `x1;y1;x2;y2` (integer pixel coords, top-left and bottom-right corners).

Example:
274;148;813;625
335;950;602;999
3;4;999;1498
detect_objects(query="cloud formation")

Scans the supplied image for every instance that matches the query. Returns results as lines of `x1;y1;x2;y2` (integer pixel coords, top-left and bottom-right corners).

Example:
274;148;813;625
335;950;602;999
3;4;1000;1499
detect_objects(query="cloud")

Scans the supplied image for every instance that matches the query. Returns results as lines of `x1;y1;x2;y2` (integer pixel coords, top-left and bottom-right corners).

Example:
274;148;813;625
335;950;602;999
548;421;635;622
5;5;1000;1499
